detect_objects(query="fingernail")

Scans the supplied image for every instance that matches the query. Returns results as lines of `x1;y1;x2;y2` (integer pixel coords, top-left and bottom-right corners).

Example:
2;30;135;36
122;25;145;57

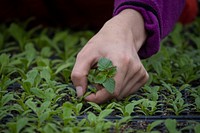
76;86;83;97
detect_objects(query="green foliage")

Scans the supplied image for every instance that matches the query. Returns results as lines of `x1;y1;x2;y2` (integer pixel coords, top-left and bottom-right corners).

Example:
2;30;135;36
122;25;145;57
0;93;14;107
8;23;26;50
194;123;200;133
190;86;200;112
142;86;160;101
0;53;10;75
7;117;29;133
0;19;200;132
88;57;117;94
86;109;114;132
167;91;190;115
136;99;158;116
146;120;163;132
165;119;180;133
97;57;114;71
25;98;51;126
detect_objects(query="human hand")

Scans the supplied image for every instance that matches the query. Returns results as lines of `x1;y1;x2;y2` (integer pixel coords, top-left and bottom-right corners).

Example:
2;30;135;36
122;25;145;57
71;9;149;104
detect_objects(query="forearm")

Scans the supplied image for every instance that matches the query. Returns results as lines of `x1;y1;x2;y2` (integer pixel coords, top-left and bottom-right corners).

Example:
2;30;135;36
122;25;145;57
105;9;146;52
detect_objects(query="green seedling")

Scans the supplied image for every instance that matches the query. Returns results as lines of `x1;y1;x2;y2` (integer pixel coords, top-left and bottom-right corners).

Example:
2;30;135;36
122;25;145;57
88;57;117;94
190;87;200;112
194;123;200;133
146;120;163;132
0;93;14;107
86;109;114;132
0;75;19;91
41;123;60;133
88;102;102;112
164;119;180;133
136;99;158;116
0;19;200;132
143;85;160;101
115;100;141;116
62;102;75;126
25;98;52;127
113;116;131;132
0;53;10;75
7;117;29;133
167;91;190;115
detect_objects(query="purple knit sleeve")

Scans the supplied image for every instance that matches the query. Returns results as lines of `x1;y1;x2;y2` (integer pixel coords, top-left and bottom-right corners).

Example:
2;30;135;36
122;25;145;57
113;0;185;59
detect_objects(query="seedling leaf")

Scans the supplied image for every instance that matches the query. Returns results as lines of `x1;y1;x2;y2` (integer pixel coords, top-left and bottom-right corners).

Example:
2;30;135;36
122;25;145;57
165;119;180;133
103;78;115;94
24;69;38;86
62;102;73;119
195;97;200;110
55;63;72;74
39;108;51;124
125;102;137;116
194;124;200;133
99;109;113;120
30;87;46;99
43;123;59;133
40;68;51;82
8;23;25;49
25;98;37;113
88;112;96;123
17;117;29;133
118;116;131;125
88;102;102;112
88;58;116;94
97;57;113;71
1;93;14;107
147;120;163;132
39;101;51;114
94;73;107;84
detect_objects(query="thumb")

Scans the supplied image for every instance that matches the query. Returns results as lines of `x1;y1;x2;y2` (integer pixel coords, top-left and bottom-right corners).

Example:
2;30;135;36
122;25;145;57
71;71;87;97
71;53;97;97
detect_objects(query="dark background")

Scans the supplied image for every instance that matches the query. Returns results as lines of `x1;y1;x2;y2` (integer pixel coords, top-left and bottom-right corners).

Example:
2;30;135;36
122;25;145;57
0;0;199;30
0;0;114;30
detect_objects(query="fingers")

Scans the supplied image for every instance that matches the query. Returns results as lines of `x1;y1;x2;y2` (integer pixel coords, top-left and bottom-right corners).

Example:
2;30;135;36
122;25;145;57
72;49;149;103
85;89;112;104
118;67;149;99
85;55;128;104
113;55;149;100
117;59;148;99
128;71;149;95
71;45;98;97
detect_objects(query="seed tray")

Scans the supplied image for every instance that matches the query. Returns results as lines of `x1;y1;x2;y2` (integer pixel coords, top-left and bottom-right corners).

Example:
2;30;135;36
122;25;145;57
121;120;199;133
6;83;200;117
77;115;200;122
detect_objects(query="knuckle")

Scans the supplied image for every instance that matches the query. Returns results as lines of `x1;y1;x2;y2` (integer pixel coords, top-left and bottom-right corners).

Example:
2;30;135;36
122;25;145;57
120;54;132;65
116;96;123;101
71;71;85;81
145;72;149;79
76;48;90;60
113;90;120;98
95;97;106;104
116;97;121;101
76;51;84;60
136;63;143;71
141;71;149;84
144;72;149;82
76;42;94;60
86;40;94;45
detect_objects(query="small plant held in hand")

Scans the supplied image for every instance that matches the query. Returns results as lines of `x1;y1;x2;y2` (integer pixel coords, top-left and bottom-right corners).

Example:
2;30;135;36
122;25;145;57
88;57;117;94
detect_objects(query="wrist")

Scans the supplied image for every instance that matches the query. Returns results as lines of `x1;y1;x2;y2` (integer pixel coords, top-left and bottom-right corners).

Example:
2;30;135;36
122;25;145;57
107;9;147;52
